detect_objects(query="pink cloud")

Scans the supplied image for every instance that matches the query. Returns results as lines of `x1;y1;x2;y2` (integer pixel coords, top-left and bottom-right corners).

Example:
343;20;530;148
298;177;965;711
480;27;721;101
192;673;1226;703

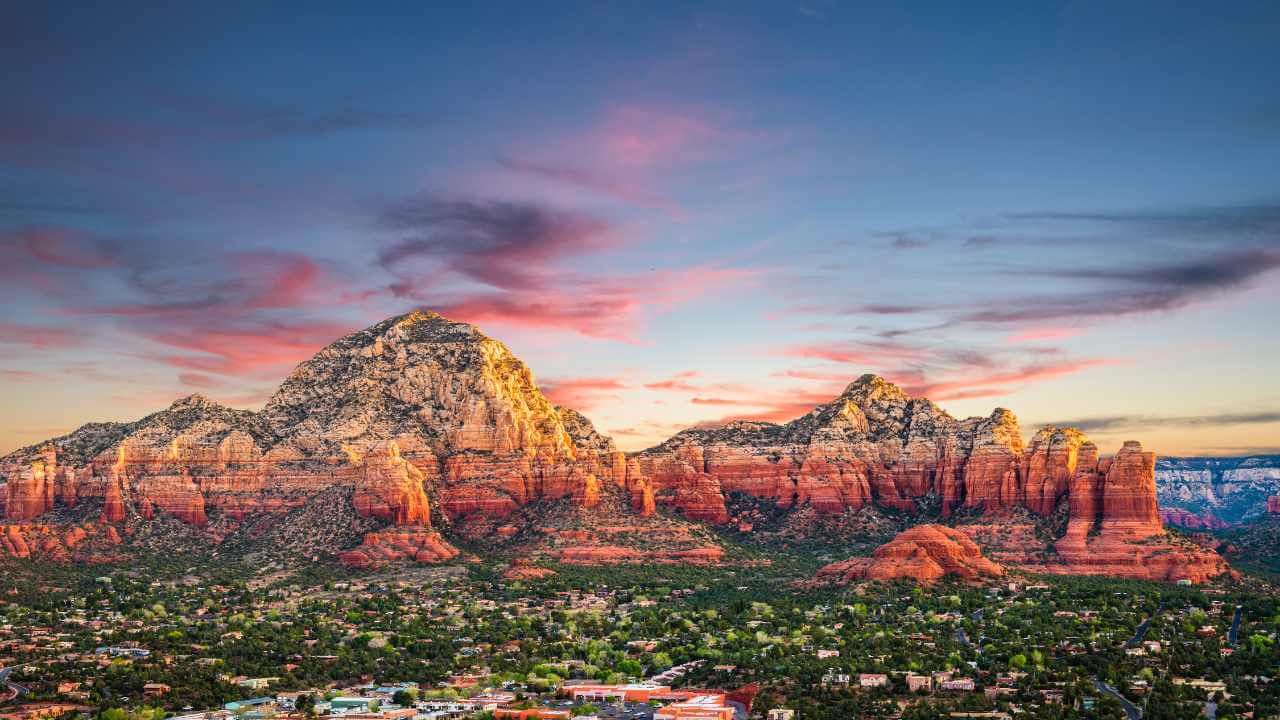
428;265;757;340
0;321;83;350
901;358;1116;400
540;375;631;411
1005;326;1083;344
644;371;704;391
178;372;223;388
9;225;118;269
144;320;353;377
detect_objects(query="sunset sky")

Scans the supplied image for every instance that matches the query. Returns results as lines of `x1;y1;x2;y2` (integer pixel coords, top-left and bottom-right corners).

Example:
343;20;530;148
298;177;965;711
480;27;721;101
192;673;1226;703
3;2;1279;456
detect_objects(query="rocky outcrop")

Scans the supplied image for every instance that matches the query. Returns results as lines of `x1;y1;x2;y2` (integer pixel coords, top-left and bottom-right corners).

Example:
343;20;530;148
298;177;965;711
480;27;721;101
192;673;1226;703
1269;496;1280;515
1160;507;1229;530
1;311;622;565
0;314;1232;582
1156;455;1280;524
338;528;459;568
817;524;1004;584
639;376;1229;583
349;440;433;525
637;376;1080;523
1054;441;1228;583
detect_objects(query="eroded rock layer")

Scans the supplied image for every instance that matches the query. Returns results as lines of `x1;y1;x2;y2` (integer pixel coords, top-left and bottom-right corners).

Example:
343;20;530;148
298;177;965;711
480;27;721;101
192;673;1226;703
637;375;1227;582
817;524;1004;584
0;311;629;564
0;313;1229;582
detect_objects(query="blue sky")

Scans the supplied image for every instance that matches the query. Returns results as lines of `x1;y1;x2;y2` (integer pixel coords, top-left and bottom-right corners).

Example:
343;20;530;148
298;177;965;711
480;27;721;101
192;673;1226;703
2;1;1278;454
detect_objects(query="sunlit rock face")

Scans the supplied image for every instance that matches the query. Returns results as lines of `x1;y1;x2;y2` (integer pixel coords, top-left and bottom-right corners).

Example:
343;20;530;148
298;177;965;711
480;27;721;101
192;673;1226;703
1270;496;1280;514
0;311;620;564
636;375;1228;582
1054;441;1230;583
817;524;1004;584
0;314;1230;582
637;375;1076;521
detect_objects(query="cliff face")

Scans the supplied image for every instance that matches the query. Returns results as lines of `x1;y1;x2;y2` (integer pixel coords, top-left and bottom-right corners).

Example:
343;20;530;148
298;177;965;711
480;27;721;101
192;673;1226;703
0;311;633;563
637;375;1225;582
816;524;1004;584
637;376;1107;524
636;377;1032;522
1155;455;1280;524
0;314;1228;583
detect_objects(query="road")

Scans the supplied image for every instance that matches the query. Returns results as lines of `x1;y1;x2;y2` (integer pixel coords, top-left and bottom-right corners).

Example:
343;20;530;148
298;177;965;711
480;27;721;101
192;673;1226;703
1228;605;1243;646
0;666;30;705
1095;678;1142;720
1125;601;1164;649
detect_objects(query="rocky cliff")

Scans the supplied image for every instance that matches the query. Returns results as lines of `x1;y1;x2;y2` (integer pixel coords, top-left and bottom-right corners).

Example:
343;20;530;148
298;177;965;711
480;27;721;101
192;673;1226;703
0;311;649;564
637;375;1227;582
1155;455;1280;525
0;313;1228;583
816;524;1004;584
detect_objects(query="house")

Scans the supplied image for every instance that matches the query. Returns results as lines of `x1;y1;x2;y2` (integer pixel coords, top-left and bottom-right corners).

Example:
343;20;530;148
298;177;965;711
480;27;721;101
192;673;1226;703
767;711;795;720
329;697;377;713
941;678;976;692
653;693;734;720
237;677;278;691
906;674;933;693
493;711;571;720
142;683;170;698
816;649;839;659
821;672;851;688
224;698;276;713
858;674;889;688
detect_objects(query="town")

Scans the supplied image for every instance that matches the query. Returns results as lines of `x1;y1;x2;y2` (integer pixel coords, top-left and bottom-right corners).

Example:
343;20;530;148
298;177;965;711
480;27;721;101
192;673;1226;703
1;558;1276;720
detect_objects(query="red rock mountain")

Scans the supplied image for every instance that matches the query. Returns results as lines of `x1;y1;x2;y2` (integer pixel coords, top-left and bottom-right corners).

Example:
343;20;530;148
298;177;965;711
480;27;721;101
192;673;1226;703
1269;495;1280;515
636;374;1227;582
0;312;651;563
0;312;1228;582
817;524;1004;584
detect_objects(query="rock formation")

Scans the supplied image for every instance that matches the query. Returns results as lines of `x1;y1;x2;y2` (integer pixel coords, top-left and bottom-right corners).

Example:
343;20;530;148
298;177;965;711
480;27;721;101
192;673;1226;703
816;524;1004;584
0;313;1231;582
1052;441;1229;583
0;311;621;564
1156;455;1280;524
637;376;1055;523
1269;495;1280;515
1160;507;1229;530
637;375;1228;582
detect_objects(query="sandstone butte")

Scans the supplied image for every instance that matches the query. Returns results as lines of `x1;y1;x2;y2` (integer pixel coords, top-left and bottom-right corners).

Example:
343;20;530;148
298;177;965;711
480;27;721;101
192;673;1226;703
1269;496;1280;515
0;311;1229;582
817;524;1004;584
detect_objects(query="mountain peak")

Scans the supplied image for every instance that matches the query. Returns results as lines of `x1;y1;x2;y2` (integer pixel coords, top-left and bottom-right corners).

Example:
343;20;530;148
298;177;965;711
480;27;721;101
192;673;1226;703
357;309;488;347
168;393;216;410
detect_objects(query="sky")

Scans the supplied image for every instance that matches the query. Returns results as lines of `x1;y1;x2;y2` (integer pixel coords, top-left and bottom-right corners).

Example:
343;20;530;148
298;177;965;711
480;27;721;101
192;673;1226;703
2;1;1279;456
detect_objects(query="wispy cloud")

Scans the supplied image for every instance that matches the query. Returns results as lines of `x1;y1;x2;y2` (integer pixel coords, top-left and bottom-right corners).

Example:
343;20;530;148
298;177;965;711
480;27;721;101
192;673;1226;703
375;194;757;339
540;375;631;411
1052;411;1280;433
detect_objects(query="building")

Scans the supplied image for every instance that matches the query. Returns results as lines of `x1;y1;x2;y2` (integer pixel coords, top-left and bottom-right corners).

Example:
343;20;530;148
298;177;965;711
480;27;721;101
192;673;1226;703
767;711;794;720
941;678;976;692
859;673;889;688
906;674;933;693
223;698;276;713
653;693;734;720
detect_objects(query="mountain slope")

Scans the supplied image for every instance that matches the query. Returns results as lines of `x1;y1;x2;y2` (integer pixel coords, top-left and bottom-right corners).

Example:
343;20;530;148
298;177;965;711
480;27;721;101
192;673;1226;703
1156;455;1280;526
0;312;1228;583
